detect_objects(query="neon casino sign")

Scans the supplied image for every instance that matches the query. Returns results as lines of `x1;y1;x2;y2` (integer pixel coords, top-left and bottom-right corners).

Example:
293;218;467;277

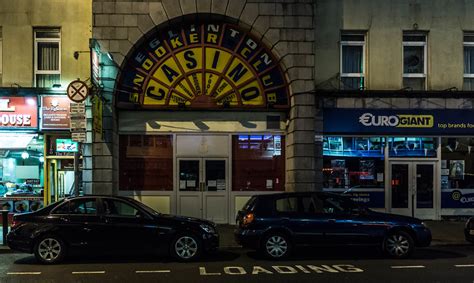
116;21;289;109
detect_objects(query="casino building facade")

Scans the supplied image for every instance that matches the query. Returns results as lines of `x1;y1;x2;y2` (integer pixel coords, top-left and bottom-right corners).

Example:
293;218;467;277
89;0;315;223
90;0;474;222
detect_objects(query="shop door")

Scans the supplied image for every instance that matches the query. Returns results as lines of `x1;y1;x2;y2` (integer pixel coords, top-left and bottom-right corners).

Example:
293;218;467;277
177;158;228;223
389;162;436;219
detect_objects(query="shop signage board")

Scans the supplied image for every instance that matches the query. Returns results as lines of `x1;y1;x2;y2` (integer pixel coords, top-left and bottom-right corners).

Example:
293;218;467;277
0;96;38;129
116;21;289;110
70;102;86;142
90;42;101;88
324;108;474;135
41;95;71;130
92;96;103;140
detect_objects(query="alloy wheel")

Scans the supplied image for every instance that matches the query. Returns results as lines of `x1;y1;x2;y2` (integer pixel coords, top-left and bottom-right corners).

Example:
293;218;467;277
174;236;198;259
265;235;288;258
38;238;62;262
386;234;410;257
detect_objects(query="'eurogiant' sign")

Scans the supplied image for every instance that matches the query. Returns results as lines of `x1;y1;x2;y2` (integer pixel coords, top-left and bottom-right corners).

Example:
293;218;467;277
116;21;289;109
0;97;38;129
324;108;474;135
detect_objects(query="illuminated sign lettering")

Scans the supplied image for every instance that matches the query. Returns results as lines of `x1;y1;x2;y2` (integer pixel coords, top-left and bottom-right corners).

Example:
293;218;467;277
116;22;289;109
359;113;434;128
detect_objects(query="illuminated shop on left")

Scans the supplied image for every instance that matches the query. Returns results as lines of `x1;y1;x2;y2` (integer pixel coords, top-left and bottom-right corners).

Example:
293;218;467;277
0;93;74;214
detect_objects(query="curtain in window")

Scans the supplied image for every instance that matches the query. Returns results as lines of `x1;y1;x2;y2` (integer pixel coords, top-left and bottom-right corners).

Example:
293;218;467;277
464;46;474;74
342;45;363;74
38;42;59;71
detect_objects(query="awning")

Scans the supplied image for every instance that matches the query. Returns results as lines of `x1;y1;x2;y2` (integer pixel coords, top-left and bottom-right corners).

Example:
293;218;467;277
0;134;35;149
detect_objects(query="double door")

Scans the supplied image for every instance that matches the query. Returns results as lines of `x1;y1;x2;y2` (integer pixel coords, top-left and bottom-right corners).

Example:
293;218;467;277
177;158;228;223
389;161;436;219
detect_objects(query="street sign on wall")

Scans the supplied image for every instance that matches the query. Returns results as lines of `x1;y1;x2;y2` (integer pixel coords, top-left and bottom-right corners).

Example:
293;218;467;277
67;80;89;103
69;102;87;142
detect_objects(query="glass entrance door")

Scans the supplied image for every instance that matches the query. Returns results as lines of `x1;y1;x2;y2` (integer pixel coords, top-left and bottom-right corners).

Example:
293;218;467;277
177;158;228;223
389;162;436;219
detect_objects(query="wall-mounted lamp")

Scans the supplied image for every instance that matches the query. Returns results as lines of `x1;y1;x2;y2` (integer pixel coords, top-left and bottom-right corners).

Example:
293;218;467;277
52;84;62;88
73;50;90;60
21;151;29;160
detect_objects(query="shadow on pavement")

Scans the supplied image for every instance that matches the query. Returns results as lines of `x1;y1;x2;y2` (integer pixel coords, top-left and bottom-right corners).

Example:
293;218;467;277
246;246;468;261
13;250;240;265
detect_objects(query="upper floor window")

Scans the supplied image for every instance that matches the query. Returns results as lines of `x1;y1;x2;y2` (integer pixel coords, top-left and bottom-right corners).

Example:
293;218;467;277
403;33;427;90
463;32;474;90
340;32;365;90
34;28;61;88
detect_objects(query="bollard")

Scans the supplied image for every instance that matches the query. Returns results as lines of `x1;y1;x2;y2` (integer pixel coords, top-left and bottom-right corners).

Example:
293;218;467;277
1;210;8;246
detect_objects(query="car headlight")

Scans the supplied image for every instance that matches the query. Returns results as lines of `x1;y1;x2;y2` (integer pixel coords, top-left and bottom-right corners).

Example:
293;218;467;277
200;224;215;234
421;222;429;229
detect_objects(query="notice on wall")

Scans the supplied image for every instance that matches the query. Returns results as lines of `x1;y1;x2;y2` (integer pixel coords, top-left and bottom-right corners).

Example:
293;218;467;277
208;180;217;187
377;173;384;182
179;180;186;189
217;179;226;191
441;169;450;176
187;180;196;188
266;179;273;189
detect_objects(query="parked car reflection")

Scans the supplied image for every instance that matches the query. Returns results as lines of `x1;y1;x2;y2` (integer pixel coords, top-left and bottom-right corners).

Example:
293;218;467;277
235;192;431;259
7;196;219;264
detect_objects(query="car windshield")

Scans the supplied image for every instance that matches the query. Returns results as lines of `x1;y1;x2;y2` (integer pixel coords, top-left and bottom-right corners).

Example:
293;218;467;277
129;199;161;216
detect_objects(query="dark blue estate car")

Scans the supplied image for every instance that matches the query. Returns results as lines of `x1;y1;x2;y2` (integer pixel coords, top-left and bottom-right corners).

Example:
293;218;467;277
235;192;431;259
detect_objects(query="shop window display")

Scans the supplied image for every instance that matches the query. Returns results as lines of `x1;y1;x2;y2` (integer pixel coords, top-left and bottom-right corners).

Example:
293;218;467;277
119;135;173;191
232;135;285;191
441;138;474;208
322;136;385;208
388;137;437;157
0;134;44;213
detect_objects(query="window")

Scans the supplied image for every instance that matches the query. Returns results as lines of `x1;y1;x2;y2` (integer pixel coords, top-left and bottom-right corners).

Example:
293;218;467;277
52;201;70;214
388;137;437;157
103;199;139;217
464;32;474;90
322;196;354;214
322;136;385;190
232;135;285;191
34;28;61;88
301;196;323;214
340;32;365;90
275;197;298;213
403;33;427;90
69;199;97;215
119;135;173;191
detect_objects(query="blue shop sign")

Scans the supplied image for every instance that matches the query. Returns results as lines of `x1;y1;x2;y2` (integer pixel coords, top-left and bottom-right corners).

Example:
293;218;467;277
324;108;474;135
441;190;474;208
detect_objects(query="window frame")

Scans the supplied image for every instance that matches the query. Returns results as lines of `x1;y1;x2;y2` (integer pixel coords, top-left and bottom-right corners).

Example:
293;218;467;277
402;33;427;79
339;32;366;89
463;32;474;79
50;198;98;216
33;28;61;87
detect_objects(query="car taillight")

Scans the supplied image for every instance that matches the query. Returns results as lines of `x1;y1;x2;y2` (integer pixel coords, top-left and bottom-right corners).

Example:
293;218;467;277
11;219;22;229
242;213;255;226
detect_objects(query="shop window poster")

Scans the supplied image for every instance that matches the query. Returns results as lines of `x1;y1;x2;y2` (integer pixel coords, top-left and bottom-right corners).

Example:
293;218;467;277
449;160;465;180
359;160;375;180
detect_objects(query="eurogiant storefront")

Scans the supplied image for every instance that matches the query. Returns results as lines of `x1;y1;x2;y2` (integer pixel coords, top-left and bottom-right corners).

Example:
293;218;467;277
323;107;474;220
115;20;289;223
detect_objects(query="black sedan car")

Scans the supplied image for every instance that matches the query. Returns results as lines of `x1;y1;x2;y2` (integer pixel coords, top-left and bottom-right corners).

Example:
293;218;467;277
7;195;219;264
465;217;474;243
235;192;431;259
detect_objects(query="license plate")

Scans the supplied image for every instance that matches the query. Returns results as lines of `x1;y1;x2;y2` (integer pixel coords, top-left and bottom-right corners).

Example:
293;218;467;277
470;230;474;235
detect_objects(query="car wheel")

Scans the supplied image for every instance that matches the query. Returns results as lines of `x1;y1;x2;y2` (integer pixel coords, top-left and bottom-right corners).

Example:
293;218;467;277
171;234;202;262
383;231;414;259
262;233;291;259
34;235;66;264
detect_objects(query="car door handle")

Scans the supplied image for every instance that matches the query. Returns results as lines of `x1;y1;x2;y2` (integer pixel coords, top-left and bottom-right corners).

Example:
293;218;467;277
60;217;69;223
83;227;92;232
328;219;336;223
